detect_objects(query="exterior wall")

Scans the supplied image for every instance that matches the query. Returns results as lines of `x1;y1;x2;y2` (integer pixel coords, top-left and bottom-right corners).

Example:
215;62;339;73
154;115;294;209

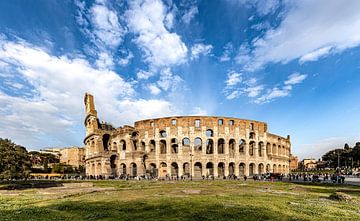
59;147;85;168
83;93;291;178
289;155;298;171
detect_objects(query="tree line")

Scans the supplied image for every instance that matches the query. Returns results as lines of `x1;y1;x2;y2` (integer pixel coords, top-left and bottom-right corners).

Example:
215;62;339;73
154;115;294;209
0;137;84;180
322;142;360;168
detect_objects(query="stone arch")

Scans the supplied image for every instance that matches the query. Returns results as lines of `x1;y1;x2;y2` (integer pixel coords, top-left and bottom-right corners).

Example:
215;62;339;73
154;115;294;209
112;142;117;152
131;132;138;151
102;134;110;151
159;162;167;177
206;162;214;176
239;163;246;176
159;130;167;138
283;165;286;174
273;164;277;173
160;140;167;154
206;139;214;154
194;137;202;152
194;162;202;177
149;163;157;177
229;139;236;158
120;139;126;151
206;129;214;137
249;132;255;139
149;140;156;153
278;145;281;156
272;144;277;155
141;141;145;151
258;142;264;157
249;141;255;156
266;164;271;173
249;163;255;176
171;162;179;177
130;163;137;177
239;139;246;154
110;155;117;176
218;162;225;177
278;164;282;174
120;163;126;175
229;162;235;176
183;162;190;176
266;143;271;155
258;163;264;175
218;138;225;154
171;138;178;154
182;138;190;153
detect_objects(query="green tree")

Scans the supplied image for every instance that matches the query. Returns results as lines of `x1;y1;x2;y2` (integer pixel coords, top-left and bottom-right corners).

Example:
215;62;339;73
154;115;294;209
0;138;31;180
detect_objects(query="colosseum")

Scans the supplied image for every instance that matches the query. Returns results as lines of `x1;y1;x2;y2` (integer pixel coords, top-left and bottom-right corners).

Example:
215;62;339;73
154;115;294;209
84;93;291;179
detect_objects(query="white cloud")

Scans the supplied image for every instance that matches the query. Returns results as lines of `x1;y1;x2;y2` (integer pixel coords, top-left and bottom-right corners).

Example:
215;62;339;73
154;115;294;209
147;84;161;95
299;46;332;63
226;91;240;100
255;73;307;103
118;51;134;66
125;0;188;67
219;42;233;62
225;71;242;87
95;51;114;69
0;39;177;148
182;5;198;24
136;70;155;80
241;0;360;71
244;85;264;98
191;43;213;60
284;72;307;85
156;68;183;91
235;0;280;16
90;2;125;48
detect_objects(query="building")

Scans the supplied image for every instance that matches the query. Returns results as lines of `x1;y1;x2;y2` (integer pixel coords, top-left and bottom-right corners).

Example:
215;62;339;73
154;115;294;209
289;155;298;171
83;93;291;178
300;159;317;170
59;147;85;168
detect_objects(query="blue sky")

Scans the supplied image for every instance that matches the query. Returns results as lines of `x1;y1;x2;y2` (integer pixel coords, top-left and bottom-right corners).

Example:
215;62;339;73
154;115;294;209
0;0;360;159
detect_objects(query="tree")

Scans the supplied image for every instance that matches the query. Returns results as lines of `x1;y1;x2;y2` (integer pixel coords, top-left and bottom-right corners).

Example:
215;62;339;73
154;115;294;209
0;138;31;180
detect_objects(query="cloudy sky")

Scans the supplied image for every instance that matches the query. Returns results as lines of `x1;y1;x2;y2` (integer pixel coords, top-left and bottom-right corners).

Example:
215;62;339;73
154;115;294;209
0;0;360;159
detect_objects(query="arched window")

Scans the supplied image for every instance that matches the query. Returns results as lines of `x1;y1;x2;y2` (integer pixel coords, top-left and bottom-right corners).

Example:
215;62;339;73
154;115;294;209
171;138;178;154
206;139;213;154
160;140;166;154
249;132;255;139
258;142;264;157
218;138;225;154
159;130;167;138
149;140;155;153
206;129;214;137
249;141;255;156
266;143;271;155
102;134;110;151
229;139;236;158
120;140;126;151
182;138;190;153
218;119;223;125
229;120;234;126
239;139;246;154
194;137;202;151
250;123;254;130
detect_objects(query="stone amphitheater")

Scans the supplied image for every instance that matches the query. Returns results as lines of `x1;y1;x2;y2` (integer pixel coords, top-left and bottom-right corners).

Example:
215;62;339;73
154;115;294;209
84;93;291;178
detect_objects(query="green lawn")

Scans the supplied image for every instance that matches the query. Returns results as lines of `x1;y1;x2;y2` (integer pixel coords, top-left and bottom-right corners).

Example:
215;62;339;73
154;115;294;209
0;180;360;220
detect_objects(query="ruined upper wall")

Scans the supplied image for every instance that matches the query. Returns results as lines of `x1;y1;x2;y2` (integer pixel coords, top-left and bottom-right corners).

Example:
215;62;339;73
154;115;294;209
134;116;267;134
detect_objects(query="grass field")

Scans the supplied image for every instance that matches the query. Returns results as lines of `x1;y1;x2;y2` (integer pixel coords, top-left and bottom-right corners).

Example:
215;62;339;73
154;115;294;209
1;180;360;220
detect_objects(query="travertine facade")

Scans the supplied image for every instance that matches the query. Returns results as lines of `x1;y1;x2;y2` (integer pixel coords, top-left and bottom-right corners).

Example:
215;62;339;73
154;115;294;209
84;93;291;178
59;147;85;168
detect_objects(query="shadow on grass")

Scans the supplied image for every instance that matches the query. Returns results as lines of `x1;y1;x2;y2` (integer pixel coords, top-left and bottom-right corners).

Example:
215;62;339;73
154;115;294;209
0;180;64;190
0;198;307;221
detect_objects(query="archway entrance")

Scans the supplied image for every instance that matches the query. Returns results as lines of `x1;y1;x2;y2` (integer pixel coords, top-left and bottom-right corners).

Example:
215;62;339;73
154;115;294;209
194;162;202;178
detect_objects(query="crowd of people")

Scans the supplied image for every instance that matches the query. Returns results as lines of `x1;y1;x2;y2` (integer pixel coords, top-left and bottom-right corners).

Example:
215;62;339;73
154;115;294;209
287;173;346;183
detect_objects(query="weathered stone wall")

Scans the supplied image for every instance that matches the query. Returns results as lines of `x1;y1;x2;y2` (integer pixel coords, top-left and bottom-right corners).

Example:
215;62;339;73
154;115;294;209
59;147;85;168
83;93;291;178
